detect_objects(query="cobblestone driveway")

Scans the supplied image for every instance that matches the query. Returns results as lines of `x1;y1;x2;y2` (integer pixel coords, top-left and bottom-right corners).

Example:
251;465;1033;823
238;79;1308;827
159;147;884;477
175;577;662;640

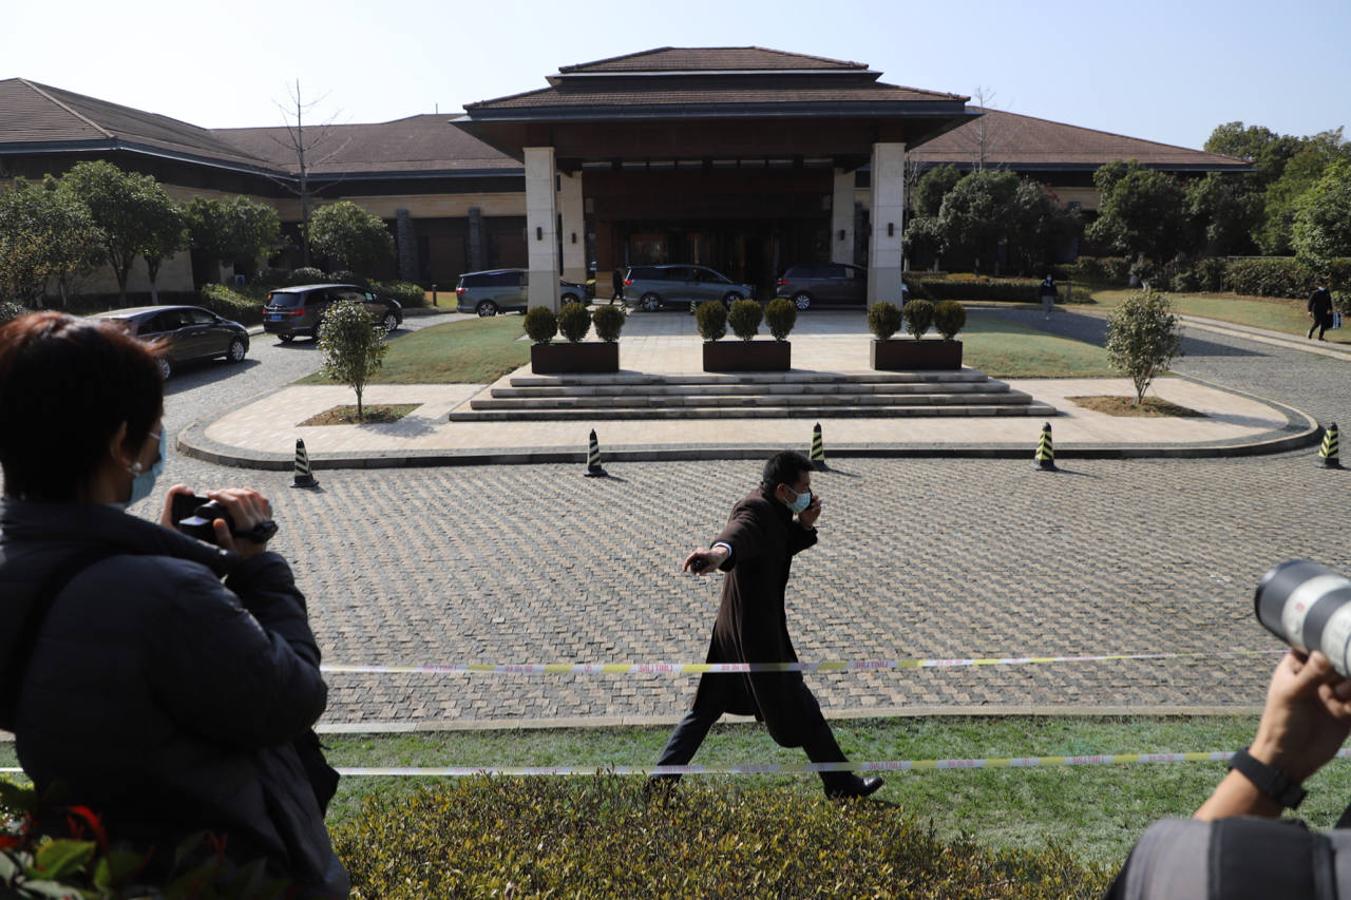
143;311;1350;728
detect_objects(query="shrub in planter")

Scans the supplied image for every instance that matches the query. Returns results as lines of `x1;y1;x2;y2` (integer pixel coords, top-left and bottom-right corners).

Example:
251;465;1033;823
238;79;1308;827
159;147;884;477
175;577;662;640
764;298;797;341
524;306;558;344
867;302;902;340
727;299;762;341
558;301;592;343
903;299;934;339
695;299;728;341
287;266;327;286
933;300;967;340
592;304;626;342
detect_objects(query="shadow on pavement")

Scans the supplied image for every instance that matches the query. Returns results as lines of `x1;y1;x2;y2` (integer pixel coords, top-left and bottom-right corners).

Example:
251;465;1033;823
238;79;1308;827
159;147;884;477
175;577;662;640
163;359;262;395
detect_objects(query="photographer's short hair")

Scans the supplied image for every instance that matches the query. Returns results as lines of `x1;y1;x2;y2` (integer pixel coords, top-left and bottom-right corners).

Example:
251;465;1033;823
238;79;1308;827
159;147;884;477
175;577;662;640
762;451;813;490
0;313;163;501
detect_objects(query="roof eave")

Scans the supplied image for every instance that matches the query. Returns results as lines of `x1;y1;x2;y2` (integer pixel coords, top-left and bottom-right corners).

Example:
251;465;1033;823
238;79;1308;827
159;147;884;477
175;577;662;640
460;100;971;123
0;137;284;177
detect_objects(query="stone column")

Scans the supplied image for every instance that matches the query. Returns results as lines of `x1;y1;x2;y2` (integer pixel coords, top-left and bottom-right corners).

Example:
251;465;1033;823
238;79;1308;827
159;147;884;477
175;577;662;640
524;146;560;312
866;142;906;307
467;207;484;272
830;169;855;265
558;172;586;284
395;208;418;282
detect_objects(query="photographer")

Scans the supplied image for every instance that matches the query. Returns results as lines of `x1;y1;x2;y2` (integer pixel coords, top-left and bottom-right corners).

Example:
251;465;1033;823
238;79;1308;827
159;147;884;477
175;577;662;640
0;313;348;895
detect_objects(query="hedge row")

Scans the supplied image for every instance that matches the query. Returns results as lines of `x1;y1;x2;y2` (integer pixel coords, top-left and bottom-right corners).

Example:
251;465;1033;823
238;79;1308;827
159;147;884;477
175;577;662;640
199;283;264;325
1068;255;1351;298
906;275;1049;303
331;778;1112;898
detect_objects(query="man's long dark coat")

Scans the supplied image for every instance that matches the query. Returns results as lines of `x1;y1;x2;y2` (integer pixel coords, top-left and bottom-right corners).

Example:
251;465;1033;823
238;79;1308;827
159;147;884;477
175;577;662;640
692;486;822;748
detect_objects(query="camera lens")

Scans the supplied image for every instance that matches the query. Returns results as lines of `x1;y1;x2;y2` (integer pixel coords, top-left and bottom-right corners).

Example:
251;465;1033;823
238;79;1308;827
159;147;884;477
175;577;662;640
1255;560;1351;676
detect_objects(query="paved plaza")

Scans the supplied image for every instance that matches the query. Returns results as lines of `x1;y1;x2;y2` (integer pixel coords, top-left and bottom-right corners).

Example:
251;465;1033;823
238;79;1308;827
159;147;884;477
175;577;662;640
125;310;1351;731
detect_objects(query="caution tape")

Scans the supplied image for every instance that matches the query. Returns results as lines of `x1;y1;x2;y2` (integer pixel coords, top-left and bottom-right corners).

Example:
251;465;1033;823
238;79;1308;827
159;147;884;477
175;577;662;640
321;648;1280;677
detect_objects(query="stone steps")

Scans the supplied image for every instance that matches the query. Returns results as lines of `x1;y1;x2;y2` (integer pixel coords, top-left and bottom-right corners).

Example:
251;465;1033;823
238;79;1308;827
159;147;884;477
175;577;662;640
450;403;1059;422
492;381;1013;398
470;391;1038;410
508;370;990;387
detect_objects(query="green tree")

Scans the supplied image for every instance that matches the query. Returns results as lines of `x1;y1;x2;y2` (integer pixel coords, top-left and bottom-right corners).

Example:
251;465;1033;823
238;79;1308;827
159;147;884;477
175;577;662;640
1086;161;1188;264
911;164;962;217
185;195;282;281
57;161;181;304
1291;159;1351;264
1185;173;1262;256
307;201;393;277
1258;145;1342;255
0;177;102;307
1105;289;1184;405
1204;122;1304;186
936;169;1021;273
902;216;947;270
141;202;187;305
318;298;388;420
1006;180;1078;276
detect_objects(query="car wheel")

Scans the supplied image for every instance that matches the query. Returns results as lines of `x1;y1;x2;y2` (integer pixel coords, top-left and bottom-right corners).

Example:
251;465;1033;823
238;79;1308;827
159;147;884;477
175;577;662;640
279;334;295;344
156;357;172;380
382;312;399;333
227;338;247;363
477;300;499;317
640;292;662;312
793;292;812;312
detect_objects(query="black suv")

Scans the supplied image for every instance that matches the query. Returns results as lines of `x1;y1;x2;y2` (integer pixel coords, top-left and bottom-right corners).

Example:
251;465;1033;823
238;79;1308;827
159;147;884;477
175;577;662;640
262;284;403;342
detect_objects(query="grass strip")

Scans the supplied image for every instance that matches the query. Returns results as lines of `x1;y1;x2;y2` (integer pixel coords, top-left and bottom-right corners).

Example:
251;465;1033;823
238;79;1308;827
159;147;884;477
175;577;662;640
1089;289;1351;345
960;317;1116;378
297;316;528;386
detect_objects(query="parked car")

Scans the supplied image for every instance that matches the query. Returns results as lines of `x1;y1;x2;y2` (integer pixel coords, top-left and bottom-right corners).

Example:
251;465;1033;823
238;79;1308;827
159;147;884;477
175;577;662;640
454;269;588;316
622;265;755;312
93;305;250;380
262;283;403;343
774;263;907;310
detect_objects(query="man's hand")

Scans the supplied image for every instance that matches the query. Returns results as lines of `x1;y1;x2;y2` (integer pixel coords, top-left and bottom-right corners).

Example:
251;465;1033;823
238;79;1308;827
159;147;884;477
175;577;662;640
205;488;275;560
1250;650;1351;783
798;493;823;529
683;546;729;576
159;484;197;529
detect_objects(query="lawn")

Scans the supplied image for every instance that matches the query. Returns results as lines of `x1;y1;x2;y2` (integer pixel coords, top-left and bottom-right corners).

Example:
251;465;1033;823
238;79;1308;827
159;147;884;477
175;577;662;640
297;315;528;386
1088;288;1351;345
961;315;1116;378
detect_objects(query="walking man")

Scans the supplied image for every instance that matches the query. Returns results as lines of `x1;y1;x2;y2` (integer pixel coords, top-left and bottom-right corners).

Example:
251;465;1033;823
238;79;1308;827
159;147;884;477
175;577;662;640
1039;273;1057;319
649;451;884;800
1308;284;1334;341
611;267;625;305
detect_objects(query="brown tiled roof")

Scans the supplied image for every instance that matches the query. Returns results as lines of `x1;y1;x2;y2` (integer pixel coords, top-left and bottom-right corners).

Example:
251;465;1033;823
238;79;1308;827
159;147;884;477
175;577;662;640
910;108;1249;170
467;80;966;112
213;115;518;176
559;47;867;73
0;78;275;171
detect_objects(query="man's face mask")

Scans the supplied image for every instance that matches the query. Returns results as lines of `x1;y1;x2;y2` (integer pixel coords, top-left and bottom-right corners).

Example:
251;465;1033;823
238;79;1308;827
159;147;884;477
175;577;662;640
783;485;812;515
126;430;164;506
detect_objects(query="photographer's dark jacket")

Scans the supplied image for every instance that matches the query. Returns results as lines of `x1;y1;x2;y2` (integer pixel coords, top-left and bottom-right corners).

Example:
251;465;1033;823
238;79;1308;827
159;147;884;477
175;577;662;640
0;500;348;896
694;487;820;746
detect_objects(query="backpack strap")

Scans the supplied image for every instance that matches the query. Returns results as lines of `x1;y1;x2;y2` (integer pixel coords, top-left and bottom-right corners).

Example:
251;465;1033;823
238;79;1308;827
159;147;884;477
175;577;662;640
0;548;116;729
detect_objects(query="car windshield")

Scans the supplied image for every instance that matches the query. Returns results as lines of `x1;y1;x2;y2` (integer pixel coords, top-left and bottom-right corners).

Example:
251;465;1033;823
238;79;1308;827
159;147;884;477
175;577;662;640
267;291;304;308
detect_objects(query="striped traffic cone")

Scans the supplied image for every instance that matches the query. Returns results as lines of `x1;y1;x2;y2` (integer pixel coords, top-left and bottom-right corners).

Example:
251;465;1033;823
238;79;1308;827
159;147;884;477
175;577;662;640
1034;422;1057;472
1317;422;1343;469
584;429;607;477
291;438;319;489
810;422;828;471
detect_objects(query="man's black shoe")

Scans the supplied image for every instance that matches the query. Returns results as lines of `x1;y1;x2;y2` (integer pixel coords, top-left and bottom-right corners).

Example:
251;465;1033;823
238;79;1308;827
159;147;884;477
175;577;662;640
825;775;885;800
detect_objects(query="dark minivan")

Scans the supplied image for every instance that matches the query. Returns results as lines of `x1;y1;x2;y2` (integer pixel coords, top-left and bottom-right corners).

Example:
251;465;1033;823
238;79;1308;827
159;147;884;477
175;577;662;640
262;284;402;342
775;263;906;310
93;305;250;380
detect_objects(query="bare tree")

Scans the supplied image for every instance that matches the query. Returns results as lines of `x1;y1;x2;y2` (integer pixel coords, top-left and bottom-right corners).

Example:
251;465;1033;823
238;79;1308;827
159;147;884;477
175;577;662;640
969;86;999;171
267;80;350;267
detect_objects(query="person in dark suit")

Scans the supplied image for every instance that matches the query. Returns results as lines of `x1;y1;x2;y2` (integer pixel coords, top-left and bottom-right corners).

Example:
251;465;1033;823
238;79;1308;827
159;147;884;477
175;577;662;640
1308;285;1334;341
611;268;624;305
649;451;884;800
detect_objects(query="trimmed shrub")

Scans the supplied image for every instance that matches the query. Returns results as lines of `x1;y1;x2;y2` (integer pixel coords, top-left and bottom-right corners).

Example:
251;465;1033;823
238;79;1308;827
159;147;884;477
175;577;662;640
909;276;1044;303
764;297;797;342
200;283;264;325
933;300;967;340
371;280;427;309
318;298;389;421
1065;256;1131;286
904;299;935;339
557;301;591;343
0;301;27;324
591;304;626;342
727;299;763;341
1223;257;1351;298
523;306;558;344
1106;289;1183;404
695;299;728;341
867;302;902;341
1334;290;1351;314
287;266;327;286
327;269;366;287
330;778;1112;898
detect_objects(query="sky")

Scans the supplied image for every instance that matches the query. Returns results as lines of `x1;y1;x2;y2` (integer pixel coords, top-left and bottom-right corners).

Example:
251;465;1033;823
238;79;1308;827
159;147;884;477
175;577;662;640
4;0;1349;151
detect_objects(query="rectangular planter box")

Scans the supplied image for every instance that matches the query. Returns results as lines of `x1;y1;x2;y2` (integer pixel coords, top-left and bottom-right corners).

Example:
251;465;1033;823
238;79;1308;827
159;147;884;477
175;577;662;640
703;340;791;372
871;338;963;371
530;342;620;374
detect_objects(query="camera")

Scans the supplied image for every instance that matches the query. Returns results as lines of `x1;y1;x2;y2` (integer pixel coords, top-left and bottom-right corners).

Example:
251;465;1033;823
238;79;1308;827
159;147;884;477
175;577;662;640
172;493;278;546
1255;560;1351;676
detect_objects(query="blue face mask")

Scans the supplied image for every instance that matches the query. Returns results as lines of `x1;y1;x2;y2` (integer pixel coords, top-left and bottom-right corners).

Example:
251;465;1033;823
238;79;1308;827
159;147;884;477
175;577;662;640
126;430;164;506
785;487;812;515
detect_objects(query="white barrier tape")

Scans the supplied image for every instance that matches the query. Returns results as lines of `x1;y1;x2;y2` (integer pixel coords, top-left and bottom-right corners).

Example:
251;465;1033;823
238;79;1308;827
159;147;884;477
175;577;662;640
321;648;1280;677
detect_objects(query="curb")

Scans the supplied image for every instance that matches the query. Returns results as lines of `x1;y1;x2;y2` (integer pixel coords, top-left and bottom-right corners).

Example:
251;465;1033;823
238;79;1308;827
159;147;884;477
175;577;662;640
177;386;1322;470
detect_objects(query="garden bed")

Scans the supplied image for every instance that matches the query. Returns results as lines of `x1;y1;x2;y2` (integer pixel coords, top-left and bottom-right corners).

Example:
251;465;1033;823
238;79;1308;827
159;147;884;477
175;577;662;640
1067;396;1202;417
298;404;420;426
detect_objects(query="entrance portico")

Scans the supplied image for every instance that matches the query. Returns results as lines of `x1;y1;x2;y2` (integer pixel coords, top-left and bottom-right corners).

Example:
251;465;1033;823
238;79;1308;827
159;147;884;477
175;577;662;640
455;47;977;312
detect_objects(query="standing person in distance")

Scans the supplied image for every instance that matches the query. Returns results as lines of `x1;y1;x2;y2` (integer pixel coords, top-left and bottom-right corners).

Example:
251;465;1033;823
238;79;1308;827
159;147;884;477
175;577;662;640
649;451;883;800
1040;273;1057;319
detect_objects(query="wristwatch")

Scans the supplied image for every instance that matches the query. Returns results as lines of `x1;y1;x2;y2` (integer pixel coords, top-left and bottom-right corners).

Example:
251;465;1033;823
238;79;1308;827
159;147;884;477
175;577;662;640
1228;747;1307;809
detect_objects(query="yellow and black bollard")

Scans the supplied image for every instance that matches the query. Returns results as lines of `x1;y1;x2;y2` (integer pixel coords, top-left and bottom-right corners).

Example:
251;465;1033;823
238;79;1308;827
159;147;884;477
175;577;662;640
291;438;320;489
584;429;607;478
810;422;828;471
1318;422;1343;470
1034;422;1057;472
